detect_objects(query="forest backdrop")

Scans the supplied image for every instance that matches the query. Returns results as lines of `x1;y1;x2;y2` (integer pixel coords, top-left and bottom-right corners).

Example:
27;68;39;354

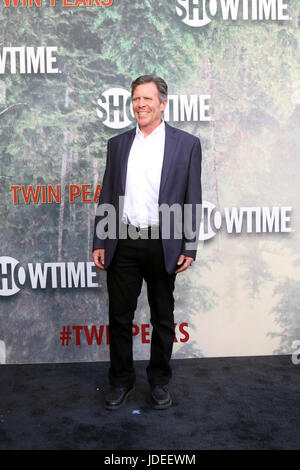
0;0;299;364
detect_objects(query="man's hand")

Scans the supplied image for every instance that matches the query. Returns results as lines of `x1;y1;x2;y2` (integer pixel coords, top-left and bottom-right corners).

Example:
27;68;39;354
175;254;194;274
93;249;105;270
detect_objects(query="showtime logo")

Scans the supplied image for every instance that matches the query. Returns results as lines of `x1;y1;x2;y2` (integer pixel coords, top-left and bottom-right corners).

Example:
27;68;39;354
1;204;292;296
0;47;59;74
202;202;292;241
0;258;98;297
96;88;211;129
175;0;290;28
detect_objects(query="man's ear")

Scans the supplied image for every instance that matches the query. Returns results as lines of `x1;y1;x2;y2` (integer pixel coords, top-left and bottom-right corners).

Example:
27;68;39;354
161;99;168;113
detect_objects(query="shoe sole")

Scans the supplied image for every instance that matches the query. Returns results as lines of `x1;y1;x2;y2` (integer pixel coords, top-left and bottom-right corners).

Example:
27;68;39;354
104;387;135;410
150;397;172;410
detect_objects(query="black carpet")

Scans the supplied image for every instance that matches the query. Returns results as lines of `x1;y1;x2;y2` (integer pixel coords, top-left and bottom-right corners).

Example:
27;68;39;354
0;355;299;451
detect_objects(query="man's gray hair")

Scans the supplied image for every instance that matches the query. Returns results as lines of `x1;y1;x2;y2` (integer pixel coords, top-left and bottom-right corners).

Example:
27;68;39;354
131;75;168;103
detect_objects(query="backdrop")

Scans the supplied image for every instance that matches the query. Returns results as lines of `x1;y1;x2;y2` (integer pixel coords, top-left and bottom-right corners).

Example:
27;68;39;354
0;0;299;365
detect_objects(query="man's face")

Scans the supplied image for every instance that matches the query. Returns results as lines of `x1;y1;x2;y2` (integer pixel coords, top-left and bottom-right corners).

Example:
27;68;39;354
132;82;167;134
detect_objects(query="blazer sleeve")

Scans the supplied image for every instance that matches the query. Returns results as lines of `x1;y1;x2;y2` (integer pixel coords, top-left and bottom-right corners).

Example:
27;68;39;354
92;139;113;251
181;137;202;260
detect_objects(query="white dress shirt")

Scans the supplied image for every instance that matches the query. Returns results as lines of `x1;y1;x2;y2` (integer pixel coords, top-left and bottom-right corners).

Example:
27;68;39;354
122;120;165;228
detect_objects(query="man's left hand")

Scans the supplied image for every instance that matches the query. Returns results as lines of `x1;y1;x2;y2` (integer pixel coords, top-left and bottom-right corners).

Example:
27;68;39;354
175;254;194;274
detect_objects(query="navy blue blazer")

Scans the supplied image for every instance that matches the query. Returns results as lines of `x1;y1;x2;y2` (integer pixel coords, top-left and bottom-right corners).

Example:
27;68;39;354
92;122;202;274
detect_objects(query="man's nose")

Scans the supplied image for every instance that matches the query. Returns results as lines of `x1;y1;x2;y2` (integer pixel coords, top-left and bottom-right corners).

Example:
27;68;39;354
138;98;146;107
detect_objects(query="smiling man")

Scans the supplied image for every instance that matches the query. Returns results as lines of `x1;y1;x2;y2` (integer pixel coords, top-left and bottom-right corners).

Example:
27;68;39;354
92;75;202;410
132;80;167;135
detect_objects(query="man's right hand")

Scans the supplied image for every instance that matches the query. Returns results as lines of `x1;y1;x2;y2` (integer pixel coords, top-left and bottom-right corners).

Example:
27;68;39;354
92;249;105;270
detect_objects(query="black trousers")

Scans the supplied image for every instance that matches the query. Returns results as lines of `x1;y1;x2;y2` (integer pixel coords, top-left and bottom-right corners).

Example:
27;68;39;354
106;231;176;387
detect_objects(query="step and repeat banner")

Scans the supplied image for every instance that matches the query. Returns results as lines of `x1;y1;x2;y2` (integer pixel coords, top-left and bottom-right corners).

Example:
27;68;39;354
0;0;299;365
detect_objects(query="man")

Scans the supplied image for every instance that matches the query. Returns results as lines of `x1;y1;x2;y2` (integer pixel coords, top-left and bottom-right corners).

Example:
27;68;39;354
92;75;202;410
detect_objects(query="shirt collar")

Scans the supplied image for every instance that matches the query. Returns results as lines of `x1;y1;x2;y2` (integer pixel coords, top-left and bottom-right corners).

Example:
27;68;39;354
136;119;165;138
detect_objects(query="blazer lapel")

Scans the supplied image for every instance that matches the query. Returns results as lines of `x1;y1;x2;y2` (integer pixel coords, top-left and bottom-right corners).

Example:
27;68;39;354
120;127;136;195
159;123;178;201
120;123;178;199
